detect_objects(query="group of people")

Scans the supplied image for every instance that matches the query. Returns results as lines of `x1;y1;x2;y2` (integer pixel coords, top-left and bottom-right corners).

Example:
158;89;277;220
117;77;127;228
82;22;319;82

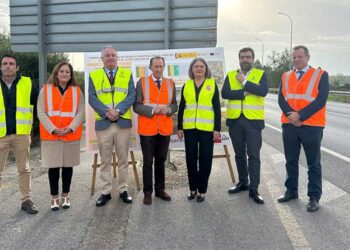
0;44;328;215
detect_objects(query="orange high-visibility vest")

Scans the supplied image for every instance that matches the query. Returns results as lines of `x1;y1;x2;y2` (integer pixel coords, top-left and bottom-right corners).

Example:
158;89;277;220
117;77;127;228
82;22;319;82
281;67;326;127
40;84;82;141
138;76;174;136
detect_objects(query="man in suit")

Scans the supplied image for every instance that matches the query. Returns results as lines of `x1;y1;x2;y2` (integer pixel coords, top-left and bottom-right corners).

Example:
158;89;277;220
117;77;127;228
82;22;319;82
0;54;39;214
89;46;136;206
133;56;177;205
222;47;268;204
277;45;329;212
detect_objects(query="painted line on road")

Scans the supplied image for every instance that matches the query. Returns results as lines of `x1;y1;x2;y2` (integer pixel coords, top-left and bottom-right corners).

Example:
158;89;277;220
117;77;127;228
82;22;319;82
262;154;311;249
265;123;350;164
327;111;350;118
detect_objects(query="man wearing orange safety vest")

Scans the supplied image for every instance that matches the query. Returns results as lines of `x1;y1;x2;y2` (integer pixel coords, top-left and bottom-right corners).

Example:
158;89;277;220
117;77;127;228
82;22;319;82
277;45;329;212
133;56;178;205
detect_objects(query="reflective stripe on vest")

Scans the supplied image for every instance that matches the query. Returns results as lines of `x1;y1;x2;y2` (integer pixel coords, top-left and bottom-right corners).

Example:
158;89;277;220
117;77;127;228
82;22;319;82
183;79;215;132
226;68;265;120
138;76;174;136
40;84;82;141
281;67;326;127
0;76;33;137
90;68;132;120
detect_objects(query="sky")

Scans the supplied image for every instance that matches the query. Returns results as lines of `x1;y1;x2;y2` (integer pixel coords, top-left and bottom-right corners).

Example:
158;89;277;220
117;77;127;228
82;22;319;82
1;0;350;75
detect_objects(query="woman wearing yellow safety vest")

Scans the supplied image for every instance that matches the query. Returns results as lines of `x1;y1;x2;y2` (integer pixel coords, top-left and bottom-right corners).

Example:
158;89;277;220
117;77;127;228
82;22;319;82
177;58;221;202
37;62;84;211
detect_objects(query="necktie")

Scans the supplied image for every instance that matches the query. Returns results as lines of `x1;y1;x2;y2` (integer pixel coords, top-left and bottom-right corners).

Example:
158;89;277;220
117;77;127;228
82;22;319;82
109;71;114;85
155;80;161;89
297;70;304;80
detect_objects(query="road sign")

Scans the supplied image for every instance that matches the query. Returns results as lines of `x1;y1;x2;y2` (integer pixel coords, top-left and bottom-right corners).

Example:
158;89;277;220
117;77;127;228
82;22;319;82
10;0;218;52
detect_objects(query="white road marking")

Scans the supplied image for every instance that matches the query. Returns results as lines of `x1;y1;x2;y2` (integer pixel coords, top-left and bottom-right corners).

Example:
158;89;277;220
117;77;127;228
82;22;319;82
265;123;350;164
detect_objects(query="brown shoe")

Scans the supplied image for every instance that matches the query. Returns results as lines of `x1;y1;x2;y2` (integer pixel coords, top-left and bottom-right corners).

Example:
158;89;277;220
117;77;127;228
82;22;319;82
143;194;152;205
21;199;38;214
155;190;171;201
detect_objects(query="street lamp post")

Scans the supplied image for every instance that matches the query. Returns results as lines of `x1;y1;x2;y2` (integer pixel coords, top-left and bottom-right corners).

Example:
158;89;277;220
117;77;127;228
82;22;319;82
278;12;293;55
255;38;264;67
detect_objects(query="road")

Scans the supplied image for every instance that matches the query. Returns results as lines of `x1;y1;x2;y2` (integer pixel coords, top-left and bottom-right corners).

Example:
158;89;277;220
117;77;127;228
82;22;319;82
264;94;350;193
0;96;349;249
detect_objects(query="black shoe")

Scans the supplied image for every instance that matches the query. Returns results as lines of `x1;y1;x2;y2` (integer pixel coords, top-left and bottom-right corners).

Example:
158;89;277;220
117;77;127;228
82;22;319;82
228;182;249;194
21;200;39;214
119;191;132;204
307;197;319;212
249;193;264;204
96;194;111;207
277;191;299;203
196;194;205;203
187;191;197;200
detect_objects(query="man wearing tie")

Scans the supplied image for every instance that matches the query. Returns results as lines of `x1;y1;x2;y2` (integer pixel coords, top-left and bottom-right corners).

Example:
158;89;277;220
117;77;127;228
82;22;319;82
222;47;268;204
277;45;329;212
89;45;136;206
133;57;177;205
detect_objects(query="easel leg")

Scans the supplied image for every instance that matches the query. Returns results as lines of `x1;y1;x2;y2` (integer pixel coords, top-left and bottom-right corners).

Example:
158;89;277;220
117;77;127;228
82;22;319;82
112;152;117;178
130;150;141;190
224;145;236;183
91;153;98;196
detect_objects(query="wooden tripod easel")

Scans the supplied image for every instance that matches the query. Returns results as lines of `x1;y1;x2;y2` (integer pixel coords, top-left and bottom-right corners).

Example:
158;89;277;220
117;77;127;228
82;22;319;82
90;151;140;195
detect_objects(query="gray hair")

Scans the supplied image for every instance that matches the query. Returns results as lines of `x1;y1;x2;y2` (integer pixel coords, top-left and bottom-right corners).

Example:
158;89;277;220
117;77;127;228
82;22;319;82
188;57;212;80
101;45;117;57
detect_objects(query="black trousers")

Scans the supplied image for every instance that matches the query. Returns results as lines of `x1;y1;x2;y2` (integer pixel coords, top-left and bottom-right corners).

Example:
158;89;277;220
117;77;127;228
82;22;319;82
228;116;262;194
184;129;214;194
48;167;73;196
140;134;170;194
282;124;323;199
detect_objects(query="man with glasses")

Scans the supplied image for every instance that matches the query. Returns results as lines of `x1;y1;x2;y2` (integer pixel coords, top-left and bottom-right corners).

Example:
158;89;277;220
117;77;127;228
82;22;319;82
89;46;136;206
222;47;268;204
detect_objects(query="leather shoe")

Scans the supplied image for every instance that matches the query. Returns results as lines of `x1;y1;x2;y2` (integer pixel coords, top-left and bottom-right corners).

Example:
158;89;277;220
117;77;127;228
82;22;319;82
228;182;249;194
119;191;132;203
155;190;171;201
307;197;319;212
249;193;264;204
196;194;205;203
143;194;152;205
187;191;197;200
277;191;298;203
96;194;111;207
21;200;38;214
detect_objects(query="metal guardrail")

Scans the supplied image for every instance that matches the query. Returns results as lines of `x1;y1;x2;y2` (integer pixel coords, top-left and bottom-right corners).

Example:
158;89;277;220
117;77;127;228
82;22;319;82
269;88;350;97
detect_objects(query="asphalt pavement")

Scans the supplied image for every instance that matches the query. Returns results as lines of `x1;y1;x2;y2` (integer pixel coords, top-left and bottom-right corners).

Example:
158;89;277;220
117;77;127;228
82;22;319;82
1;141;349;250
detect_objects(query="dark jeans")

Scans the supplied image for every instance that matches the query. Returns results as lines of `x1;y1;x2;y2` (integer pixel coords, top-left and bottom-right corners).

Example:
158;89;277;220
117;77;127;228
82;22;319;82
228;116;262;194
184;129;214;194
48;167;73;196
140;134;170;194
282;124;323;199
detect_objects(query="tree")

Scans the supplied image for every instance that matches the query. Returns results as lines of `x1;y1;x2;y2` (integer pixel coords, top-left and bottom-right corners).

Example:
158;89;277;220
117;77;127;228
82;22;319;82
0;32;68;85
1;32;69;144
264;49;292;88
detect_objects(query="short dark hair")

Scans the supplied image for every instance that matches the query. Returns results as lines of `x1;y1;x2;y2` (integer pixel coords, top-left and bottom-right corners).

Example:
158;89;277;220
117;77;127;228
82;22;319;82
293;45;309;56
188;57;212;80
149;56;165;66
238;47;255;60
1;54;18;66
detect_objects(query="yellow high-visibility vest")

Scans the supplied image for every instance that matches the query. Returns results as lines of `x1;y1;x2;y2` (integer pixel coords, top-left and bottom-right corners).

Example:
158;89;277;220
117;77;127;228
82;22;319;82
226;68;265;120
183;78;215;132
90;68;132;120
0;76;33;137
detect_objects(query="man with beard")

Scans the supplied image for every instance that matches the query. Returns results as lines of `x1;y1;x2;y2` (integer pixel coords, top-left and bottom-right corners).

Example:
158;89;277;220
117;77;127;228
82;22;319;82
221;47;268;204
